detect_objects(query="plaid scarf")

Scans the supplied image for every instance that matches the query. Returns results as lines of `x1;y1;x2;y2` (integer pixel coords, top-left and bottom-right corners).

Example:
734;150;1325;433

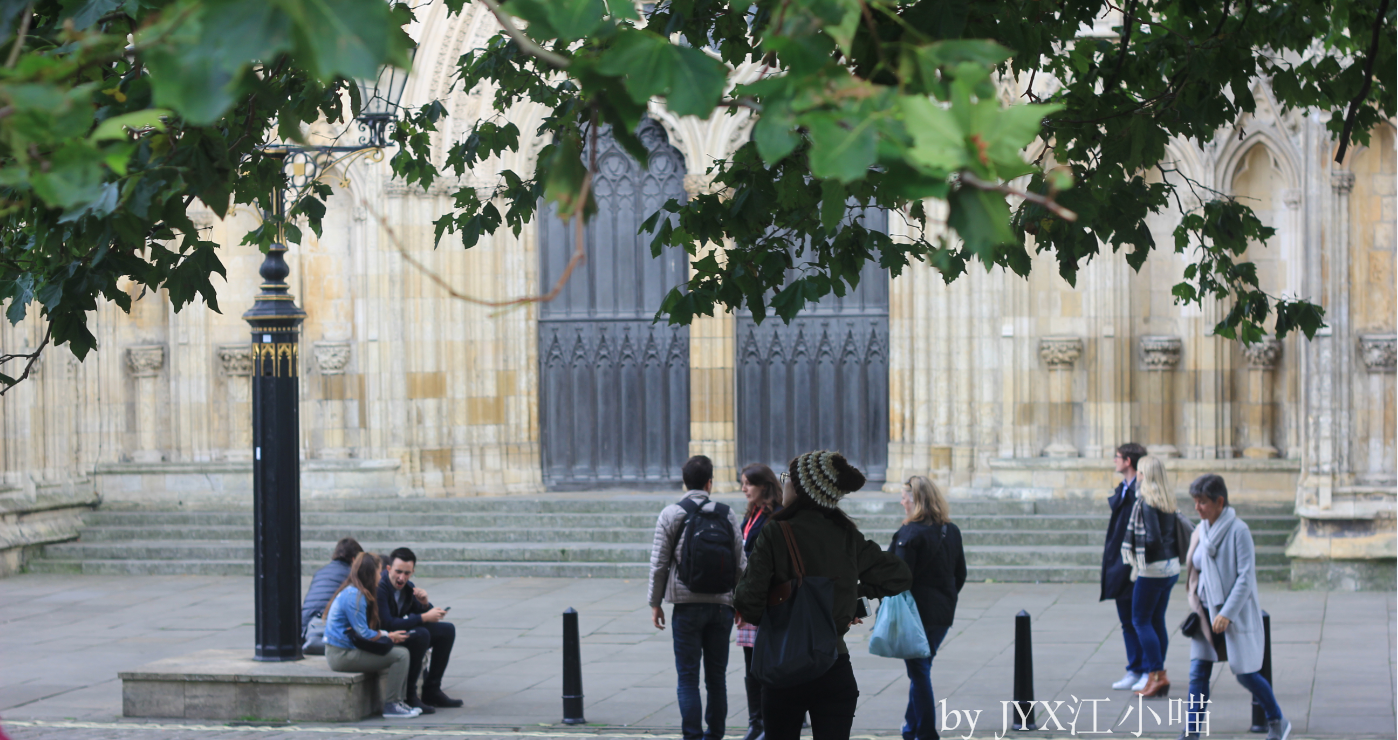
1121;497;1148;581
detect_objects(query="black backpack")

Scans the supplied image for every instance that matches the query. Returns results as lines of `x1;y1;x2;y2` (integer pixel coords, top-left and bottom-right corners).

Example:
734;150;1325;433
675;497;738;594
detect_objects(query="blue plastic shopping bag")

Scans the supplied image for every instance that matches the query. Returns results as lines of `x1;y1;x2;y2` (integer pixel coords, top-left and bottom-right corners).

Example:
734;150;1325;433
868;591;932;659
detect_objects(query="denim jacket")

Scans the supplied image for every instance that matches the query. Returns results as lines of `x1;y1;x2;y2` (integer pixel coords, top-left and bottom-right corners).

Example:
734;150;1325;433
324;588;379;650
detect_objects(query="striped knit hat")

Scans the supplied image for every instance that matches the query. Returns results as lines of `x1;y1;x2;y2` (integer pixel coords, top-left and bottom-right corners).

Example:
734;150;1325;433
790;450;866;509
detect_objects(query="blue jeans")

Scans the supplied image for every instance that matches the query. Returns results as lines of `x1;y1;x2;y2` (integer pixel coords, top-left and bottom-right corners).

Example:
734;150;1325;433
1130;574;1178;673
903;626;950;740
1115;595;1144;673
1187;659;1284;734
671;603;734;740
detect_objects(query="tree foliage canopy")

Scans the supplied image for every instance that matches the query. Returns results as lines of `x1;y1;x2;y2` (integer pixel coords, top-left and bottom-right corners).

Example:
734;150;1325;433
0;0;1390;389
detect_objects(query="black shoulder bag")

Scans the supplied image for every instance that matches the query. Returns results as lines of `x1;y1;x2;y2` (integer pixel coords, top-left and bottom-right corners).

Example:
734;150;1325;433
750;521;841;688
349;627;394;655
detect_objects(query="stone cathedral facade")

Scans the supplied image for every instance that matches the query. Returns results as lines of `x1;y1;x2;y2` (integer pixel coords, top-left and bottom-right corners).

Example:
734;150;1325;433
1;4;1393;583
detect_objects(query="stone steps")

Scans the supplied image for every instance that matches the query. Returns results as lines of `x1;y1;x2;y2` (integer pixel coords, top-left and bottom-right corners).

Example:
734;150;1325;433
27;496;1300;582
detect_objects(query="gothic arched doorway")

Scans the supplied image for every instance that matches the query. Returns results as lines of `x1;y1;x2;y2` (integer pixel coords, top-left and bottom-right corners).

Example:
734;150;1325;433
537;120;690;487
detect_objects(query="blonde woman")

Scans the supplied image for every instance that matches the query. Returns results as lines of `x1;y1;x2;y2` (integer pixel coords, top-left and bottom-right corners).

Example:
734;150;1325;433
1121;455;1180;697
890;476;967;740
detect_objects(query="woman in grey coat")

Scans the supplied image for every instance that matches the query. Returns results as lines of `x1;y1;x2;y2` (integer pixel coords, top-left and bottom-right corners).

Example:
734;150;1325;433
1181;475;1289;740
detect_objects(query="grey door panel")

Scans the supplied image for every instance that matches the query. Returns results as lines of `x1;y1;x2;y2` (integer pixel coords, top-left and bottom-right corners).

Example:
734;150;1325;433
735;209;890;481
538;120;691;486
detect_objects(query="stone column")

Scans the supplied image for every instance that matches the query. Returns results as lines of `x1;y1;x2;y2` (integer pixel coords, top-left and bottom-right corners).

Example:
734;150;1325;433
1239;338;1281;459
1039;336;1082;457
1140;336;1182;458
683;174;737;489
126;345;165;463
217;345;253;459
1358;334;1396;482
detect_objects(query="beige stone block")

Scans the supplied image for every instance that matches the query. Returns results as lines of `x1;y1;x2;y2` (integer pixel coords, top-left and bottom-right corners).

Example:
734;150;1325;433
421;448;451;471
497;370;517;394
407;372;446;399
1061;292;1082;317
467;396;505;425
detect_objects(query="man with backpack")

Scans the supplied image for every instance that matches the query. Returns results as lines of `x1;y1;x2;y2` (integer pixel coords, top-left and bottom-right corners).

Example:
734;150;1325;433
649;455;747;740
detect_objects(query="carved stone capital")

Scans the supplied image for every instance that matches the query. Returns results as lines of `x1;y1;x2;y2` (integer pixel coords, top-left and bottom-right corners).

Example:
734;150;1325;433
126;345;165;378
1038;336;1083;369
683;174;717;198
313;341;352;375
217;345;253;377
1240;337;1281;370
1331;171;1356;196
1281;189;1302;210
1140;335;1182;370
1359;334;1396;373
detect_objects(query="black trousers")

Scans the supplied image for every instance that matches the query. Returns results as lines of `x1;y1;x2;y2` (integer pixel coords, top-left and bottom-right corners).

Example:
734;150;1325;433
402;621;455;698
762;654;858;740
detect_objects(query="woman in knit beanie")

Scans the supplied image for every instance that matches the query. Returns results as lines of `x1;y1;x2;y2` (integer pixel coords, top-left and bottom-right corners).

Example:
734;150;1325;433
733;450;913;740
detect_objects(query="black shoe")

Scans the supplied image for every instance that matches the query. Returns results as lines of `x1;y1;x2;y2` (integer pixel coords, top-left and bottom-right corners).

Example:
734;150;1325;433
408;697;436;715
423;688;464;708
742;723;764;740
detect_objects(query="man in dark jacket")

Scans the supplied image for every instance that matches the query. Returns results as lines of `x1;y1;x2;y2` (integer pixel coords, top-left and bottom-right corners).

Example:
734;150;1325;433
301;537;363;640
378;547;461;713
1102;443;1146;691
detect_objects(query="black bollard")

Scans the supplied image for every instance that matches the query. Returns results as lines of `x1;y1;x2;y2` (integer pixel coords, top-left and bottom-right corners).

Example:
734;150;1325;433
1249;611;1273;733
1013;609;1037;730
562;607;586;725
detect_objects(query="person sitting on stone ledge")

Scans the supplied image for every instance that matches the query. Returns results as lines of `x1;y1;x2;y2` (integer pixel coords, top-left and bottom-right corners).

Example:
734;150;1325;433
378;546;463;713
324;552;421;718
302;537;364;653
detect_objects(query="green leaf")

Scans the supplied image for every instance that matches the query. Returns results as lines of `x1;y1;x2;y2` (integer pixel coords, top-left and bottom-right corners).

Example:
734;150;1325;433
60;0;122;30
550;0;607;41
753;98;798;163
948;186;1016;266
605;0;639;20
820;179;846;232
900;95;966;173
284;0;405;80
90;110;170;141
668;47;727;118
805;112;877;183
598;31;672;104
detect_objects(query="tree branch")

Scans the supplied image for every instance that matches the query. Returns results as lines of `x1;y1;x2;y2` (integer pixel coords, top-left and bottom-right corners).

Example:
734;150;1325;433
1101;0;1138;94
1334;0;1388;164
960;172;1078;222
0;324;51;395
5;4;32;69
477;0;572;70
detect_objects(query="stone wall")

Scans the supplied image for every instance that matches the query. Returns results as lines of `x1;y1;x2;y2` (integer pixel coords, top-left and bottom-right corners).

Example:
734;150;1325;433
0;3;1391;580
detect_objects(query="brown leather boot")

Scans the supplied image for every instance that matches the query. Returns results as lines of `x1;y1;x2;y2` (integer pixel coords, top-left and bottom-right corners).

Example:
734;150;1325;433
1135;670;1170;697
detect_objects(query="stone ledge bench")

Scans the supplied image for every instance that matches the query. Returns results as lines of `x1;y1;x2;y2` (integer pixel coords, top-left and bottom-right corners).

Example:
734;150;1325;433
120;648;381;722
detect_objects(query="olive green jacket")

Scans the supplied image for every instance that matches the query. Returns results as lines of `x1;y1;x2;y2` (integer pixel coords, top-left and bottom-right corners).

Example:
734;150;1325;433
733;507;913;654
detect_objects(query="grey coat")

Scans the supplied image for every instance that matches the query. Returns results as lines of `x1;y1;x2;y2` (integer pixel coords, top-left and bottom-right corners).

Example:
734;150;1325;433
647;491;746;608
1184;506;1265;674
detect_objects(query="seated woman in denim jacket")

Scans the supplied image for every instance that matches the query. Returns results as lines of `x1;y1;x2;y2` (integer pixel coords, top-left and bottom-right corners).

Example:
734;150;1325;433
323;552;420;718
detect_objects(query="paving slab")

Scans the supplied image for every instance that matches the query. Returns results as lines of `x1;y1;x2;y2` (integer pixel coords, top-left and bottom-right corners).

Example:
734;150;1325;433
0;575;1392;740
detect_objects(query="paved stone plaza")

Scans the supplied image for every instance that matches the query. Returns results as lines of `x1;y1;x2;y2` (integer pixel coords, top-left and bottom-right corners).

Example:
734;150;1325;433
0;574;1393;739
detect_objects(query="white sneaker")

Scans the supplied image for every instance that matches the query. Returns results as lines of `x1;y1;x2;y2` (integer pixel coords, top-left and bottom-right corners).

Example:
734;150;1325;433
1113;671;1144;690
1131;674;1149;692
383;700;423;718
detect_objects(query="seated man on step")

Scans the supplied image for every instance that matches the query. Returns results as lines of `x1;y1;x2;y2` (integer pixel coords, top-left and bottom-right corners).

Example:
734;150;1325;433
376;547;462;713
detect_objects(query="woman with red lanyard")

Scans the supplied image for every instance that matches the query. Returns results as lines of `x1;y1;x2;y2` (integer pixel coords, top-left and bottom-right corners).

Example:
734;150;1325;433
736;463;783;740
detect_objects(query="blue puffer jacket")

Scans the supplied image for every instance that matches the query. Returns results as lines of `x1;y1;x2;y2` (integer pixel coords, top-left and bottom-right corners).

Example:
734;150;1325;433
302;559;351;636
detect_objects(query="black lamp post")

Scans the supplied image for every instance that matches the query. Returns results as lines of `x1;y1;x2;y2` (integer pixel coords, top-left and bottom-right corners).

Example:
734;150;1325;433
244;58;411;661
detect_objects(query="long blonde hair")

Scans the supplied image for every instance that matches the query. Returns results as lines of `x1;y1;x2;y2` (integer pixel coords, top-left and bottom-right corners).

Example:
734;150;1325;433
904;475;949;525
1136;455;1176;513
